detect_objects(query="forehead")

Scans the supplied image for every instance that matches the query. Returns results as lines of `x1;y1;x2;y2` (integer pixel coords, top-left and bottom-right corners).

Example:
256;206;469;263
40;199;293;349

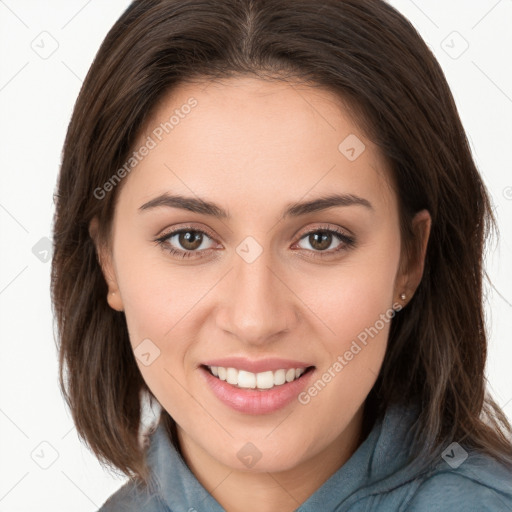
123;76;396;217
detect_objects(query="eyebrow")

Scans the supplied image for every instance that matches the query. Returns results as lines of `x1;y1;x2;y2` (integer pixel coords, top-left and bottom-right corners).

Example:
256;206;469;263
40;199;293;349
138;192;373;219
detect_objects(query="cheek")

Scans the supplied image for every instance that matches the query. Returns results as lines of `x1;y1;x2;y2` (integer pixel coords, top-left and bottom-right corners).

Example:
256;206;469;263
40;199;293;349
111;236;203;372
114;253;204;417
297;274;396;439
304;268;394;383
112;224;198;328
296;235;399;410
303;236;400;346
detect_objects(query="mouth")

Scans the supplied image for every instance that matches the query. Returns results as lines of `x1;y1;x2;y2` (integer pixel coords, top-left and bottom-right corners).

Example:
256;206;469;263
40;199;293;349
198;356;317;414
201;364;315;391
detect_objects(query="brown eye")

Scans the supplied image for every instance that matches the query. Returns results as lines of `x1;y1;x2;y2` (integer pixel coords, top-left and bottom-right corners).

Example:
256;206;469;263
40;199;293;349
298;229;343;252
178;230;204;250
156;227;216;258
295;226;356;257
307;231;333;251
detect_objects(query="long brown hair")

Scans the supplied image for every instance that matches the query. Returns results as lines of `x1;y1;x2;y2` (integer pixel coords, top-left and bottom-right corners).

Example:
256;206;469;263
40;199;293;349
51;0;512;485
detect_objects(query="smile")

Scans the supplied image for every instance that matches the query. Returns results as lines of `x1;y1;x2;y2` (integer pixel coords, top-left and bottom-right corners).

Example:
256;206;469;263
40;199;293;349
205;365;310;390
199;362;316;414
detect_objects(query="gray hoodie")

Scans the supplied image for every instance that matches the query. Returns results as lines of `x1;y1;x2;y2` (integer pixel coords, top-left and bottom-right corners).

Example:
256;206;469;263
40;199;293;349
97;403;512;511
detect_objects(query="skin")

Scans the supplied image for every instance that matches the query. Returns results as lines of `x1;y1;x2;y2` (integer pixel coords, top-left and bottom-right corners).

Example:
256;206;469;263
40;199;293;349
91;76;431;512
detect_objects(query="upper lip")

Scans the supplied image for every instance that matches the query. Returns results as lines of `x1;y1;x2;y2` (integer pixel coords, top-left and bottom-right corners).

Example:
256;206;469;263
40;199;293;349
201;357;315;374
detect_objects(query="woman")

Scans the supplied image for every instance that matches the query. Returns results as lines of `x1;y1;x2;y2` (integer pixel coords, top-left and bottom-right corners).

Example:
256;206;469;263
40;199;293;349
51;0;512;510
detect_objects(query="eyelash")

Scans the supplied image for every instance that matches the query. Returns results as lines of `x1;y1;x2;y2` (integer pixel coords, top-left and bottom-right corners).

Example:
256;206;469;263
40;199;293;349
154;224;356;260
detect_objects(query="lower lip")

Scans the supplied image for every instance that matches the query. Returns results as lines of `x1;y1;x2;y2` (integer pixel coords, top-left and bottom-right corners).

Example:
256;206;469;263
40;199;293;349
199;366;315;415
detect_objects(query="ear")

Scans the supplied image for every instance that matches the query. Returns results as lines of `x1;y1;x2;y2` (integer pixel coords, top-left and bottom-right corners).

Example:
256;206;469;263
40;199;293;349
89;217;124;312
394;209;431;307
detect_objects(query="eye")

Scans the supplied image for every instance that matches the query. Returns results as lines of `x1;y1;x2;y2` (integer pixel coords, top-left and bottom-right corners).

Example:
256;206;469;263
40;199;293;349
155;226;217;259
294;225;355;257
155;224;356;260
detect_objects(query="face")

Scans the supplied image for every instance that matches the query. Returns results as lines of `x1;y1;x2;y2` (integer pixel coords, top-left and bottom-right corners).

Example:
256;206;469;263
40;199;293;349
95;76;428;474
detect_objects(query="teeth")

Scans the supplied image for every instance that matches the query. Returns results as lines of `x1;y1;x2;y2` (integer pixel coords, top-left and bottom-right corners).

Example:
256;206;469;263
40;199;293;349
274;369;286;386
256;371;274;389
239;370;256;389
207;365;308;390
285;368;295;382
226;367;238;385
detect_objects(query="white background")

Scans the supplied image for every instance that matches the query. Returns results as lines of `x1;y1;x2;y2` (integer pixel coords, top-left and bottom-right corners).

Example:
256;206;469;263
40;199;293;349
0;1;511;510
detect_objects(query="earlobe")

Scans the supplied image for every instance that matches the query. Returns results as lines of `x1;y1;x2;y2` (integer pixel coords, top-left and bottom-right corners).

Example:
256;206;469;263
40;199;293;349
107;290;124;312
89;217;125;312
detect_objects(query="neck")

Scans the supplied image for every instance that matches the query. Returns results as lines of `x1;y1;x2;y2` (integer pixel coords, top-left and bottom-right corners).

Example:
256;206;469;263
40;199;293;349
176;405;366;512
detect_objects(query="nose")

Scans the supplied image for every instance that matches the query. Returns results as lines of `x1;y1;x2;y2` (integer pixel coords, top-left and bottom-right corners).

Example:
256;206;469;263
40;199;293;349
215;248;299;346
